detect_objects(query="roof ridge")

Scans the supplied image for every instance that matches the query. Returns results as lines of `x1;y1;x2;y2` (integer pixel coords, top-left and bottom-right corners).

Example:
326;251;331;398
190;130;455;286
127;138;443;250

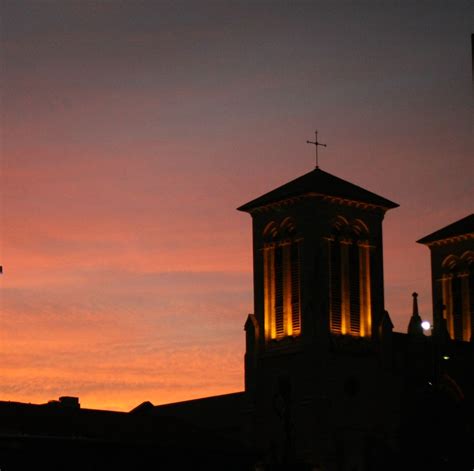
417;213;474;245
237;167;399;212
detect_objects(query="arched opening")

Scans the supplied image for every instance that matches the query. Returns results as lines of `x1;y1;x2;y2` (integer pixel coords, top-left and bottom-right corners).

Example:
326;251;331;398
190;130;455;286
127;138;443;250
329;217;371;337
263;218;301;341
440;251;473;341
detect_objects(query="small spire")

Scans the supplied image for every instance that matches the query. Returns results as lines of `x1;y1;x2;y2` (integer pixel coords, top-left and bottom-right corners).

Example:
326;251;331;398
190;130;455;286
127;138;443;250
407;292;424;336
412;292;419;316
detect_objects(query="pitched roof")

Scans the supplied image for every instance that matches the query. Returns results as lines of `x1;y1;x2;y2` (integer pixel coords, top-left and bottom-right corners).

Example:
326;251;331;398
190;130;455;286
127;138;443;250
237;167;399;212
417;213;474;245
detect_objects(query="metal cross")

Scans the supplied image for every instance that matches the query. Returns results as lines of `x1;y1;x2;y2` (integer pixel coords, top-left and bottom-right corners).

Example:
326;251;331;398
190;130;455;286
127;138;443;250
306;130;327;169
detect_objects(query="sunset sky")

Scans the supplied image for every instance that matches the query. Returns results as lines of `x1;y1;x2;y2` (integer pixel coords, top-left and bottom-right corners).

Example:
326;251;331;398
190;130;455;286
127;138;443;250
1;0;472;411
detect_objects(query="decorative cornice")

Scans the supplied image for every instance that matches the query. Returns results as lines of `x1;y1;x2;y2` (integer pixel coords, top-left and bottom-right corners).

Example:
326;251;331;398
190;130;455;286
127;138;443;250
248;192;389;215
249;195;306;214
425;233;474;247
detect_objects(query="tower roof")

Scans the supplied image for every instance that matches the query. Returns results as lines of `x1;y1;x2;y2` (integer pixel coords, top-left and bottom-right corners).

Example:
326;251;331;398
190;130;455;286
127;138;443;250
417;213;474;245
237;167;399;213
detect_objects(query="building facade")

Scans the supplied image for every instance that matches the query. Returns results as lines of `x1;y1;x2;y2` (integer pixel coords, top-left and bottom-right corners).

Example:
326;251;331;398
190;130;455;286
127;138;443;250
236;169;473;469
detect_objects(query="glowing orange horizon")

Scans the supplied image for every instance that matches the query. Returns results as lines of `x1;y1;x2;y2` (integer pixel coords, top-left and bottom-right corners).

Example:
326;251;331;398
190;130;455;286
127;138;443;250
2;0;471;412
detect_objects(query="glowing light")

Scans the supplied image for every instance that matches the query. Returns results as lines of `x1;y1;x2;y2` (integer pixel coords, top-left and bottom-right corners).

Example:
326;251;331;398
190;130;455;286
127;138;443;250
421;320;431;331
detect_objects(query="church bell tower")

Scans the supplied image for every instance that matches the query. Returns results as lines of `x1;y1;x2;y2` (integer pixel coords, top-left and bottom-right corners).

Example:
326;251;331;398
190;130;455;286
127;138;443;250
417;214;474;341
238;166;399;442
239;167;398;359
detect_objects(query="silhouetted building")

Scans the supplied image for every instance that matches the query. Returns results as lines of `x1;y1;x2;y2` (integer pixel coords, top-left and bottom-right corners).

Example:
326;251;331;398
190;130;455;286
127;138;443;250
0;396;254;470
418;214;474;342
1;169;473;470
235;168;472;469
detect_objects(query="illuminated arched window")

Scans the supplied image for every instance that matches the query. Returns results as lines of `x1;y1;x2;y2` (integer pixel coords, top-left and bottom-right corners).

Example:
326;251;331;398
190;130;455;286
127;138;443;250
263;218;301;341
440;251;473;341
329;217;371;337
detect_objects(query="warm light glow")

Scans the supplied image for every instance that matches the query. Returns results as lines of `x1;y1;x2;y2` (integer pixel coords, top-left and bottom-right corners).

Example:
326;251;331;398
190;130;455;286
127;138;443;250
359;242;372;337
269;247;277;339
334;238;372;337
441;275;455;338
461;273;471;341
340;240;350;335
440;271;471;341
263;240;301;342
283;243;293;337
264;247;272;340
421;320;431;331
